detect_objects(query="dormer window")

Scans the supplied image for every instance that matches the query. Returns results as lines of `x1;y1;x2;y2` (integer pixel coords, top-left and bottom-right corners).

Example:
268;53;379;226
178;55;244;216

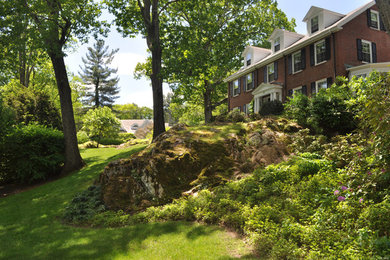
246;53;252;66
274;37;281;52
311;16;319;33
369;10;380;30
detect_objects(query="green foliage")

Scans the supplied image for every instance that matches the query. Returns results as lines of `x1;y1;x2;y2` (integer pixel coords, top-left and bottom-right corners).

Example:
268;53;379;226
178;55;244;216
284;81;357;135
77;131;89;144
113;103;153;119
82;107;121;146
93;150;389;258
0;96;14;137
225;110;248;123
284;93;311;128
169;102;204;126
259;100;284;116
349;72;390;167
79;39;120;108
1;80;62;129
0;124;65;184
63;185;107;224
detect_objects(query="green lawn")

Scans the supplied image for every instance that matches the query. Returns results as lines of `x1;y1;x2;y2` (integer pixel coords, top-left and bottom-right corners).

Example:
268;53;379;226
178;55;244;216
0;146;253;259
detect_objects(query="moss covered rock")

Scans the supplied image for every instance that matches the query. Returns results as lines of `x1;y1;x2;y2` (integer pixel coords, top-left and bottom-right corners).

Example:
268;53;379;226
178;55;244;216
99;120;298;212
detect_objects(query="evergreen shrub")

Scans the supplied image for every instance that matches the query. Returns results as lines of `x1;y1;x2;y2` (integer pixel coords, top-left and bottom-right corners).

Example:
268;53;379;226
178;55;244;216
0;124;65;184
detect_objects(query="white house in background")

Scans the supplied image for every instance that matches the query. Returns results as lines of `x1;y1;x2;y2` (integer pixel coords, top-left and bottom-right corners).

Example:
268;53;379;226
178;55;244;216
120;120;152;134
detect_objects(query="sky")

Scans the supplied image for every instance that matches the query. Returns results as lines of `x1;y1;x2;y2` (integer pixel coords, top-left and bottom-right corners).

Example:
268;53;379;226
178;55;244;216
64;0;372;108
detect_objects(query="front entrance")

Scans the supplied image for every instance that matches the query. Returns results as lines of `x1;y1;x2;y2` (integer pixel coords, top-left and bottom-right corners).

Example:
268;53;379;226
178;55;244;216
262;94;271;104
252;83;283;113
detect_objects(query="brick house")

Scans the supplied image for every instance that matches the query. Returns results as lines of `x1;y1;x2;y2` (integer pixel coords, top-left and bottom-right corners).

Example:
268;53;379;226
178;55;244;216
225;1;390;113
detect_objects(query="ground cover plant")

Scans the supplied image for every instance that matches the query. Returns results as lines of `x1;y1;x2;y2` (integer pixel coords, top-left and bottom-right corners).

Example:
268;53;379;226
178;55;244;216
0;145;253;259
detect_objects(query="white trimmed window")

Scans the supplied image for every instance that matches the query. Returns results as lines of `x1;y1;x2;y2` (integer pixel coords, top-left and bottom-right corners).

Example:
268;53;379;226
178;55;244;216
313;78;327;94
315;39;326;65
274;37;281;52
267;63;275;82
361;40;372;63
293;86;303;94
292;51;303;73
370;10;380;30
246;53;252;66
233;79;239;96
311;16;319;33
246;73;253;91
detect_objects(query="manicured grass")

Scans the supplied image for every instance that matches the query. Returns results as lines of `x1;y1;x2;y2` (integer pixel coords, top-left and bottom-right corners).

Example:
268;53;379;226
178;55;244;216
0;145;253;259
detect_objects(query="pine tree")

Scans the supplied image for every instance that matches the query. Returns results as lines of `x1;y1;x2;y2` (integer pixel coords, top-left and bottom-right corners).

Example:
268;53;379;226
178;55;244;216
79;39;120;108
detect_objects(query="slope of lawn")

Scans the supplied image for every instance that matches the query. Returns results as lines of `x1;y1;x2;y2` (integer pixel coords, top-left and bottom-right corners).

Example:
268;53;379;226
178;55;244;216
0;145;253;260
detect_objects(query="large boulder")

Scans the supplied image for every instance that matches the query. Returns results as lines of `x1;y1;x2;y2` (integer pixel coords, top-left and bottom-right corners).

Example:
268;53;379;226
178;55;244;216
99;119;297;212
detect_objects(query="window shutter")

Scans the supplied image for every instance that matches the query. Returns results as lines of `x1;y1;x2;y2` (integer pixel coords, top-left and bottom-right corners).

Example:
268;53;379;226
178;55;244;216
357;39;363;61
274;61;278;80
367;9;372;27
263;66;268;83
372;42;377;63
327;77;333;88
302;85;307;96
325;37;331;60
243;76;247;92
301;48;306;70
237;78;241;94
229;82;233;97
380;17;386;31
311;82;316;94
254;70;258;89
288;55;292;74
288;89;293;96
310;44;315;66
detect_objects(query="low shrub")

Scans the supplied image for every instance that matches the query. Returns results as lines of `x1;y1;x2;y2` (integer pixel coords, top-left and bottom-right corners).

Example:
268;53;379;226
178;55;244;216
0;124;64;184
259;100;284;116
64;185;106;224
225;110;247;123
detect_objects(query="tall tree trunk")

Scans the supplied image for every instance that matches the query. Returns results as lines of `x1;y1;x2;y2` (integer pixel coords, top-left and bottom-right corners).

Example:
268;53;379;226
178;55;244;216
145;1;165;141
203;83;213;124
376;0;390;36
49;53;84;173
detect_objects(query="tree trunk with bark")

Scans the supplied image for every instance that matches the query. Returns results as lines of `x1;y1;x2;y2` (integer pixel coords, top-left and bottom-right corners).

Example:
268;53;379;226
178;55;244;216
203;83;213;124
140;0;166;141
50;53;84;173
376;0;390;36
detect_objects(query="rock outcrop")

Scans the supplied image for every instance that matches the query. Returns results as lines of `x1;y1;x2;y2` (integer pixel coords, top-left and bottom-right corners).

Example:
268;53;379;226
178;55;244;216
98;119;299;212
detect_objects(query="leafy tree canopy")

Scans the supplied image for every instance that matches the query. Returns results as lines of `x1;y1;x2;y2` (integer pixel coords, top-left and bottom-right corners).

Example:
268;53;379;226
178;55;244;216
113;103;153;119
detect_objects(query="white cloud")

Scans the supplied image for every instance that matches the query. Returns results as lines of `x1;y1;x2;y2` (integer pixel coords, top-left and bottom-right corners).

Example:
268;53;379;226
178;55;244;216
111;52;147;76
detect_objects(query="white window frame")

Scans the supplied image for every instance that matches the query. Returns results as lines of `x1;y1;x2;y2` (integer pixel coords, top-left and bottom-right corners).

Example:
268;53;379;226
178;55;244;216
267;63;275;82
233;79;239;96
274;37;281;52
246;73;253;91
292;50;303;74
370;10;380;30
246;52;252;66
314;39;326;65
311;16;319;33
361;39;372;63
313;78;327;94
293;86;303;95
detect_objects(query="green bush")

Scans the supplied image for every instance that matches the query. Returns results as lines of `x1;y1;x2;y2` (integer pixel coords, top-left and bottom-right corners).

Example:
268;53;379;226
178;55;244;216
2;80;62;129
82;107;121;147
225;110;247;123
77;131;89;144
0;124;65;184
284;81;357;136
64;185;106;224
259;100;284;116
